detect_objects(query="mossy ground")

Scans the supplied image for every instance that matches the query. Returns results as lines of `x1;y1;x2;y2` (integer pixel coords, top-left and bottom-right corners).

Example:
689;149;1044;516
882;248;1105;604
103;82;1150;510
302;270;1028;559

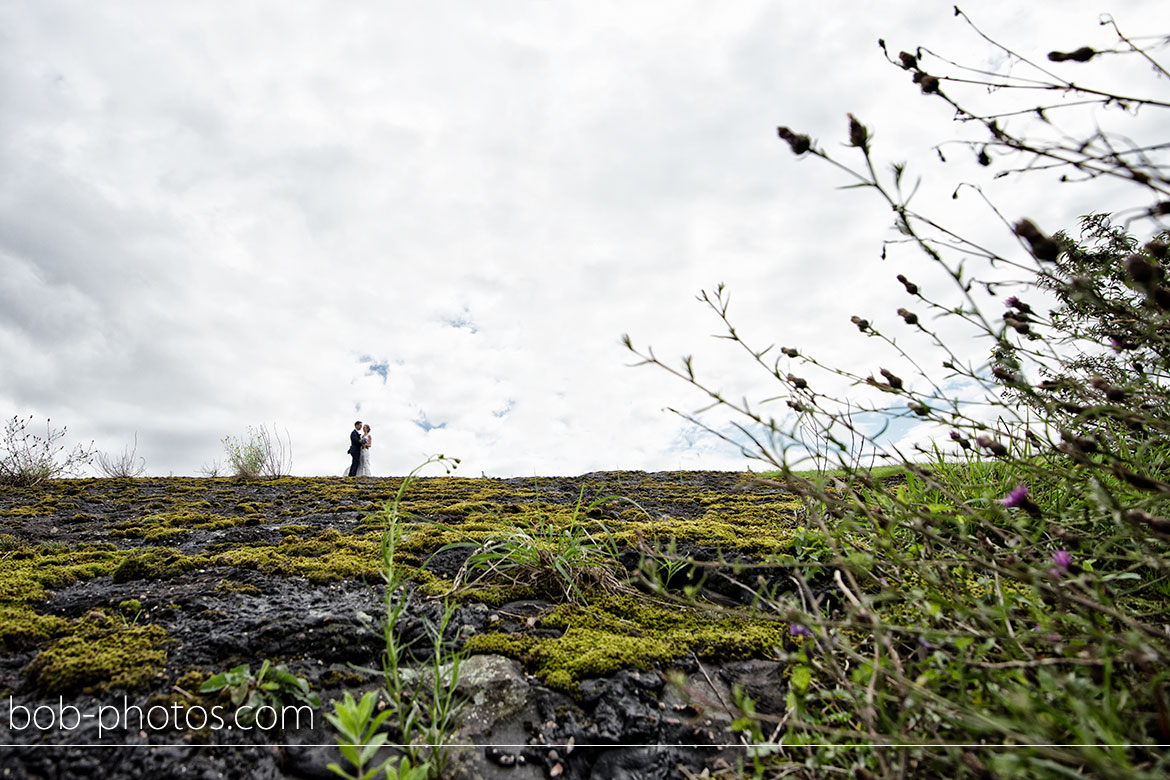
0;471;806;697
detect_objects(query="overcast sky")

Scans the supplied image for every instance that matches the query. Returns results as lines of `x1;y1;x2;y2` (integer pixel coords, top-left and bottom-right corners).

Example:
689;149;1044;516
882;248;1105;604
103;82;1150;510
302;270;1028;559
2;1;1165;477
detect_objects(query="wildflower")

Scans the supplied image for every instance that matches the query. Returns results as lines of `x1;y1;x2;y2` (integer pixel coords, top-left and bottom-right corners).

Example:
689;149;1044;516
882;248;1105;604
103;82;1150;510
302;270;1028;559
787;374;808;390
1107;335;1134;353
949;430;971;450
851;315;870;332
999;484;1029;508
898;51;917;70
999;482;1042;517
896;307;919;325
896;274;918;295
1005;296;1033;314
789;624;813;639
781;346;799;358
1051;549;1073;575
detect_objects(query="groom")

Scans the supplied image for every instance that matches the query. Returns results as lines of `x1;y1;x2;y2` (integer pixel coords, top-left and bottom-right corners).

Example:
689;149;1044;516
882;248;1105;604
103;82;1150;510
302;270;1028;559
347;420;363;477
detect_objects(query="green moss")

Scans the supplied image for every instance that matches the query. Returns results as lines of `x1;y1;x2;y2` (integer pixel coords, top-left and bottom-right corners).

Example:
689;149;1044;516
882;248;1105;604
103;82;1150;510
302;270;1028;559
279;524;313;535
209;529;383;582
0;605;71;652
464;593;787;693
0;543;128;601
110;510;244;538
214;579;262;596
26;612;168;694
112;548;201;584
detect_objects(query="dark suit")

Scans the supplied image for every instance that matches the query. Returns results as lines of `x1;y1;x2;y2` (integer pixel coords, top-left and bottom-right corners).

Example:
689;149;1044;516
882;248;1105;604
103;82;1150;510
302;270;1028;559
348;429;362;476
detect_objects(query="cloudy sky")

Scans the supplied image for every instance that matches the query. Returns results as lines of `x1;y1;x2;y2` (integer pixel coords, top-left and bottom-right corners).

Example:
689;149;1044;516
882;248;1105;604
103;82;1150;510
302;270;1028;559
1;1;1165;477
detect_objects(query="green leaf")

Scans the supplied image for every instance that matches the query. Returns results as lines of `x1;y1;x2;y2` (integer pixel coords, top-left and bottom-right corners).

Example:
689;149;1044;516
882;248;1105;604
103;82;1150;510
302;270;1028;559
790;665;812;692
199;672;227;693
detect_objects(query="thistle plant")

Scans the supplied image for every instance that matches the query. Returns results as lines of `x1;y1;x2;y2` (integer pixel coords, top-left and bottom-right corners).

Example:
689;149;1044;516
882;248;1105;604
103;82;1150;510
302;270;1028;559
629;11;1170;779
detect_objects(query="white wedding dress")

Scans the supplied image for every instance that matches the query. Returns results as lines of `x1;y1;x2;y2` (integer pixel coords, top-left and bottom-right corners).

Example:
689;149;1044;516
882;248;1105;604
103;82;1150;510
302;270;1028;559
357;436;372;477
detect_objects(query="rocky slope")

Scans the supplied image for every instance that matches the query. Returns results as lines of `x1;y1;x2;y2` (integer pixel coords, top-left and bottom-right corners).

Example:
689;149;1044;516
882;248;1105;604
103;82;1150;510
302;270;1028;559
0;471;808;779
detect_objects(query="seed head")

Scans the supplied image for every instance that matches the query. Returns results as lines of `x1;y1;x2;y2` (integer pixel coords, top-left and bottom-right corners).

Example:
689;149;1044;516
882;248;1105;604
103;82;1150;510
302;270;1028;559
777;126;812;155
1154;286;1170;310
1014;219;1060;262
1047;46;1096;63
975;435;1008;457
1125;254;1157;285
992;365;1022;384
1003;314;1031;335
1123;508;1170;534
847;113;870;152
781;347;799;358
787;374;808;390
851;315;870;332
896;307;918;325
912;71;940;94
898;51;918;70
879;368;903;389
1061;430;1098;454
896;274;918;295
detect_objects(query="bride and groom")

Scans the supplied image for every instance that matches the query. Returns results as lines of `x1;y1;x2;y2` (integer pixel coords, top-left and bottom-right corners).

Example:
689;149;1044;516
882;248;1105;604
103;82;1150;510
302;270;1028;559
347;420;373;477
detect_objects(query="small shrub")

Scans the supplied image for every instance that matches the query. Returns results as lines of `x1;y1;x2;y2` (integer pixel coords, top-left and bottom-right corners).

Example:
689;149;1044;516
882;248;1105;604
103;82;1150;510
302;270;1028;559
95;433;147;478
1;415;95;487
221;424;292;479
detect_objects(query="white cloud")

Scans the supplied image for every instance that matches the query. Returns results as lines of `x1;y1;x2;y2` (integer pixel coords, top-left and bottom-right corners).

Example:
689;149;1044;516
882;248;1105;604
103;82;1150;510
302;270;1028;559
1;1;1165;476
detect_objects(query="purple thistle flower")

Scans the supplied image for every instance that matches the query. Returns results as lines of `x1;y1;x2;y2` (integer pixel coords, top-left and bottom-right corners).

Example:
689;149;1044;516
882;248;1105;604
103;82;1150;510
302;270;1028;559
789;623;813;639
999;483;1029;508
1051;550;1073;571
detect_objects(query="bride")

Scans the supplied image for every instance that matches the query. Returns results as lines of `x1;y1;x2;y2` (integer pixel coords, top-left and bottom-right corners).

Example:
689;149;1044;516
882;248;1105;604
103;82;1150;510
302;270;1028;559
358;424;373;477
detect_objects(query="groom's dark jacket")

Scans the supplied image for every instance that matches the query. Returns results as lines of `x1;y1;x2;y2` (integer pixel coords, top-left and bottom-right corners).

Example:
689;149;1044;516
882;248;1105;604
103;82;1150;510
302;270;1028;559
349;429;362;456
